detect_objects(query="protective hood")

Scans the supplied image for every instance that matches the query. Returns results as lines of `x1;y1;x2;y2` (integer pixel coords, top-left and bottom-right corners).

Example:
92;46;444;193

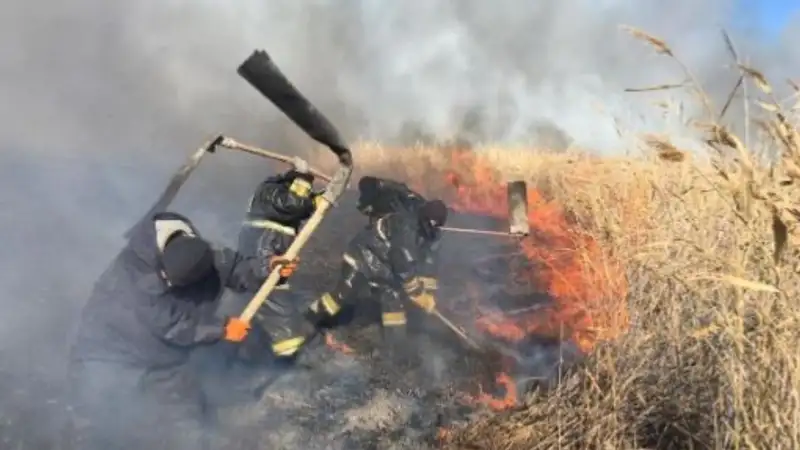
127;211;203;272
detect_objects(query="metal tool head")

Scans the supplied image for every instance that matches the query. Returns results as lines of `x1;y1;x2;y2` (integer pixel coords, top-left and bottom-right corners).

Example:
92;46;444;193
507;180;530;236
123;135;223;239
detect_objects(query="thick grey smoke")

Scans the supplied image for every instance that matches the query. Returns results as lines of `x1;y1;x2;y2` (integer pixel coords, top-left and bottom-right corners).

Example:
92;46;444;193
0;0;796;445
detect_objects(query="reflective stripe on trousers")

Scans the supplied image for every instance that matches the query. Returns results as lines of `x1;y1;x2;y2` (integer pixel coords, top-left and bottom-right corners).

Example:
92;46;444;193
309;292;341;316
272;336;306;357
381;312;407;327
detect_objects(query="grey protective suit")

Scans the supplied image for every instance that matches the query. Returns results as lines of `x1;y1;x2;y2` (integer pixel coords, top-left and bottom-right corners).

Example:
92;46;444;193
69;211;264;450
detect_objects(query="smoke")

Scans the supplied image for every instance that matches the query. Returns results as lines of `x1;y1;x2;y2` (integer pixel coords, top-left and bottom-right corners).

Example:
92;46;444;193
0;0;796;446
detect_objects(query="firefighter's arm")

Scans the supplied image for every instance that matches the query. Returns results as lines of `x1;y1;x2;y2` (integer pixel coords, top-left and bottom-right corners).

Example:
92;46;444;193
253;170;315;213
253;232;299;280
250;178;284;211
135;296;236;346
214;238;297;294
385;219;437;313
214;248;265;293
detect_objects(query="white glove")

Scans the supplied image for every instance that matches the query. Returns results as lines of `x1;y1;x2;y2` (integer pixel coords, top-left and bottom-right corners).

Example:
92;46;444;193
291;156;309;174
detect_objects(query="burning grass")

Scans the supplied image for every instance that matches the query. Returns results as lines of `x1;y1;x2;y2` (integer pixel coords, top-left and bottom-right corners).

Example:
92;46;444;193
309;29;800;449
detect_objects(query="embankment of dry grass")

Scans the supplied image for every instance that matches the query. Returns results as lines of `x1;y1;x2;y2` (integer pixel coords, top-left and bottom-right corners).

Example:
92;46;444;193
310;27;800;449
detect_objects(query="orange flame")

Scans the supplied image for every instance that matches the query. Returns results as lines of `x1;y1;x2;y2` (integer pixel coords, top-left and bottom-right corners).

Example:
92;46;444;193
412;149;630;410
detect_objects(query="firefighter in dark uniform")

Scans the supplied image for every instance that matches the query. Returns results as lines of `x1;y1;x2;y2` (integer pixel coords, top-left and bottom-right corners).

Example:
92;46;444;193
353;176;444;319
305;198;448;351
69;211;262;450
231;156;321;362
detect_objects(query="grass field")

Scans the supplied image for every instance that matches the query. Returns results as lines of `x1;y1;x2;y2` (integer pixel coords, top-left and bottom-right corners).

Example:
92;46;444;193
313;28;800;449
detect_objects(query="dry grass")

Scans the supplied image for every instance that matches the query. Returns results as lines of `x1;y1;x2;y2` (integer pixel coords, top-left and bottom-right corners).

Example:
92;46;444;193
310;26;800;449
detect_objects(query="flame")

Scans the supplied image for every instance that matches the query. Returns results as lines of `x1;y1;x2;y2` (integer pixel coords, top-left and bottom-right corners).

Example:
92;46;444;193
413;149;630;410
464;372;518;411
324;332;355;355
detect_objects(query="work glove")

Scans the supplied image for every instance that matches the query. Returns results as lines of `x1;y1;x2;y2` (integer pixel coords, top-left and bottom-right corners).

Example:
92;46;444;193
418;276;438;291
312;192;326;209
269;255;300;278
410;292;436;313
223;317;250;343
291;156;309;174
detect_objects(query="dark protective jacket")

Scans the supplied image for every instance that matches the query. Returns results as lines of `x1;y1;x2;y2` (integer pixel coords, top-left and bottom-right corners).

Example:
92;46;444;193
237;171;315;285
70;212;265;370
356;176;442;271
357;176;427;219
343;210;429;301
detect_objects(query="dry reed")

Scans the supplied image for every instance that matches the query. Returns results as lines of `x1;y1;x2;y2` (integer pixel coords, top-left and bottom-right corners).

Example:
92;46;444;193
307;26;800;450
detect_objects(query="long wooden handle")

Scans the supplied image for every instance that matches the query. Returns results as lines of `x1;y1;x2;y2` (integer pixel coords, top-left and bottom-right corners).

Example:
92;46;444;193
219;137;332;182
239;199;333;322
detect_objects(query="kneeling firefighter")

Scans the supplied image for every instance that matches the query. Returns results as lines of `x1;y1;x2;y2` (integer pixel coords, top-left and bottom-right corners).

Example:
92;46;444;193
69;211;262;450
353;175;444;319
224;156;322;362
305;198;448;352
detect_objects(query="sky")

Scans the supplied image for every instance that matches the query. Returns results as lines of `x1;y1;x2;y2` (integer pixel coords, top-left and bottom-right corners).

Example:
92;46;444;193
739;0;799;35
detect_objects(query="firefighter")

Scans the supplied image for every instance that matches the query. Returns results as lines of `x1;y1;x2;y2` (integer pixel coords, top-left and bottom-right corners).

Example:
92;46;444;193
69;211;262;450
305;199;448;353
354;176;444;320
228;156;321;362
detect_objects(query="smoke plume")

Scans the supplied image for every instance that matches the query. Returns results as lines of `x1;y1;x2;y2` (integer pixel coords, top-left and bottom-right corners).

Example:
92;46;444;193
0;0;796;446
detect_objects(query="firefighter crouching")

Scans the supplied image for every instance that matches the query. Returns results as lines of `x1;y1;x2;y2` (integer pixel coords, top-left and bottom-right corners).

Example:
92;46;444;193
353;175;444;323
226;156;322;362
69;211;263;450
305;198;448;353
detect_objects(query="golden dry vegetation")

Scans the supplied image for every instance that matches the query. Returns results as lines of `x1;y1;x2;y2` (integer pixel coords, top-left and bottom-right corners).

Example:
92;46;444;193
313;27;800;449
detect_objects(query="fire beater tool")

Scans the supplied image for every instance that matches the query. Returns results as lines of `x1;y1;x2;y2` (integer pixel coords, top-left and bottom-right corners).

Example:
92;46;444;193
123;134;336;239
439;180;530;238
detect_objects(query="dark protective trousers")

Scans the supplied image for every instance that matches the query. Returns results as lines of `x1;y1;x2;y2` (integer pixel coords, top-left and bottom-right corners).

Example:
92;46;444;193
305;256;410;340
69;360;210;450
216;286;317;364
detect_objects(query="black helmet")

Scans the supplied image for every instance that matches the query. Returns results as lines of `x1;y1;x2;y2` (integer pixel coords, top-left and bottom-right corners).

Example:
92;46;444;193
356;176;381;215
160;234;215;287
358;176;381;194
419;200;448;228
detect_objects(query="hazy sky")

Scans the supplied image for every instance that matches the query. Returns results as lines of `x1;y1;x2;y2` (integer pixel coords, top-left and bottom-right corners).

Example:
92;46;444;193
737;0;799;35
